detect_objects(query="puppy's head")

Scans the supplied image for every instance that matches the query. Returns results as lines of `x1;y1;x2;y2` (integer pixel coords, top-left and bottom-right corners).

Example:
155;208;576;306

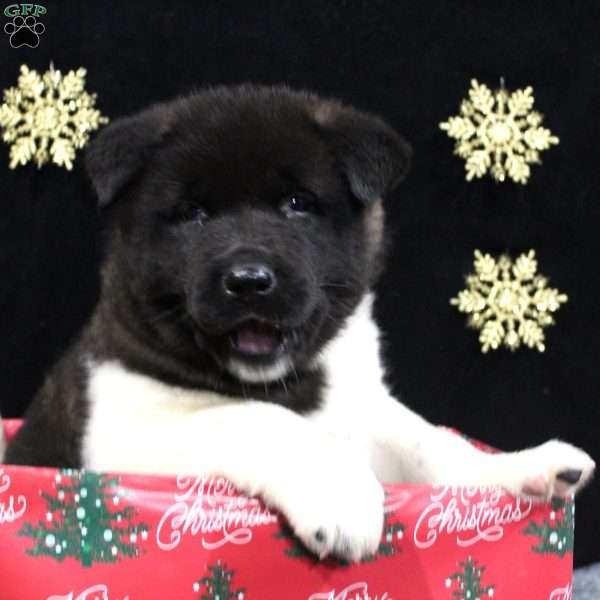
86;85;411;387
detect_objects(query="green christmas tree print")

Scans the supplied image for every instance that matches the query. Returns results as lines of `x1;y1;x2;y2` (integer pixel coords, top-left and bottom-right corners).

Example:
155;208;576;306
17;469;149;567
523;496;574;557
377;520;404;557
193;560;245;600
445;556;495;599
275;523;319;561
276;516;404;565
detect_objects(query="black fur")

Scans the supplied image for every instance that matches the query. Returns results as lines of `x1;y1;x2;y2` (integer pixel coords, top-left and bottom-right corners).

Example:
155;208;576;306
5;85;410;468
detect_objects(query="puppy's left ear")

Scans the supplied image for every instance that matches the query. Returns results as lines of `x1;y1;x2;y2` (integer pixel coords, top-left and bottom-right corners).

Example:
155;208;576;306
314;101;412;204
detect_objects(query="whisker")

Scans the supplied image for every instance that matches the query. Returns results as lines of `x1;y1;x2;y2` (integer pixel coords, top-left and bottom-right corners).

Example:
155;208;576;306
289;362;300;385
326;313;343;327
144;304;186;324
279;376;288;396
319;282;353;290
333;298;358;313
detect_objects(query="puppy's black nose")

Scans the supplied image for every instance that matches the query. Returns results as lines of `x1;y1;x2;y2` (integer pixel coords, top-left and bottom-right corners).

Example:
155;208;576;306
223;264;276;298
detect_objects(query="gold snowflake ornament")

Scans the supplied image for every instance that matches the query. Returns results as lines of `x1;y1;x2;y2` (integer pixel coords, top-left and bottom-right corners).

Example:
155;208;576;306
451;250;567;353
440;79;559;183
0;64;109;170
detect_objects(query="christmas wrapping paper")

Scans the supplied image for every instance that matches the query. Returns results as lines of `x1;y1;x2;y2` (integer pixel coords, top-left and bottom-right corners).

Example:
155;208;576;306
1;420;573;599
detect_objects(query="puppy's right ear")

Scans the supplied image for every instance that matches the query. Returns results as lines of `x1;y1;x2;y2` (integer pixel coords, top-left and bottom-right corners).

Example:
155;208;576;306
311;99;412;205
85;104;173;208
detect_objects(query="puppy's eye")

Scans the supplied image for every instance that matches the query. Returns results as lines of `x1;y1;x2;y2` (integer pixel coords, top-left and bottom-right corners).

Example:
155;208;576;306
161;204;208;225
184;206;208;223
281;193;318;217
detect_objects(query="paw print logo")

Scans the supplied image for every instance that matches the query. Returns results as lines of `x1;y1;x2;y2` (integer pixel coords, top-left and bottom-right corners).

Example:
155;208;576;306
4;15;45;48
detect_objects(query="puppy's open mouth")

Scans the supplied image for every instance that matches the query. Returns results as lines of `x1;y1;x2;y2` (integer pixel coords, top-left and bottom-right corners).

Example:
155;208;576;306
228;320;297;360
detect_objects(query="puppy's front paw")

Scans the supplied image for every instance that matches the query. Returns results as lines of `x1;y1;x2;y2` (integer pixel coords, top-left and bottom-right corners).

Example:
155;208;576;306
505;440;595;500
273;443;384;562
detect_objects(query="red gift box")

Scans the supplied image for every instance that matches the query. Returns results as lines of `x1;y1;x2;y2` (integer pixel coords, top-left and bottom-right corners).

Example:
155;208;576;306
1;419;573;599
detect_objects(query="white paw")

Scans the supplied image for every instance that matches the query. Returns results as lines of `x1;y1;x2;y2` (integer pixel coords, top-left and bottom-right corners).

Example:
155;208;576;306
270;439;384;562
502;440;595;500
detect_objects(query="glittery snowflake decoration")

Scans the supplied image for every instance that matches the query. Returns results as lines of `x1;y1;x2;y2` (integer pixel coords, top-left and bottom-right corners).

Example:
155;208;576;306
451;250;567;353
440;79;559;183
0;64;108;170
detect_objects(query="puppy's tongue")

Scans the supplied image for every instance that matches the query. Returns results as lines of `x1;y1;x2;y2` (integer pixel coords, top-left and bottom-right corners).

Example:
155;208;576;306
232;322;282;355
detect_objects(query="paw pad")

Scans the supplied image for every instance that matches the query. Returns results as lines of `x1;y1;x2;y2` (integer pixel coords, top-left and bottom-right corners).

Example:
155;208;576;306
314;529;326;543
4;15;45;48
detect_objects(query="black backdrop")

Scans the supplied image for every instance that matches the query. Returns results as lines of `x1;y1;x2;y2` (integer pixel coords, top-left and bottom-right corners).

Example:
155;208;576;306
1;1;599;565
